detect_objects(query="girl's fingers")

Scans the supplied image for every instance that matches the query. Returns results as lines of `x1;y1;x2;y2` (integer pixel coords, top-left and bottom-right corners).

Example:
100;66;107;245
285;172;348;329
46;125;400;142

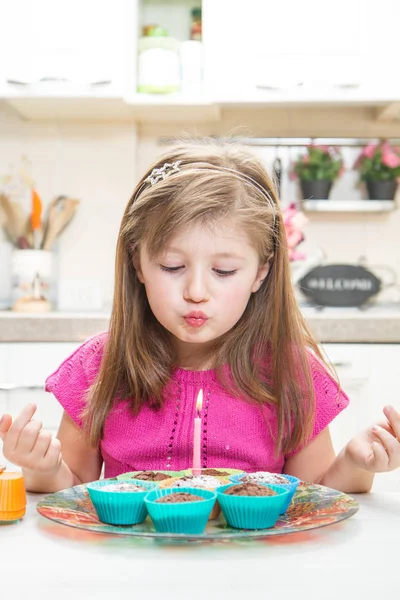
368;441;389;470
43;438;62;468
372;425;400;466
383;405;400;440
15;420;43;455
4;403;37;450
0;414;12;441
29;430;53;464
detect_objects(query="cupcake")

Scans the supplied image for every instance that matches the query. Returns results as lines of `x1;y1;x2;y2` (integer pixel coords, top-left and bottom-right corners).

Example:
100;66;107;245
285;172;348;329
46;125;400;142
86;479;156;526
117;470;188;483
159;474;229;520
216;482;290;530
190;468;244;478
229;472;300;513
144;487;217;534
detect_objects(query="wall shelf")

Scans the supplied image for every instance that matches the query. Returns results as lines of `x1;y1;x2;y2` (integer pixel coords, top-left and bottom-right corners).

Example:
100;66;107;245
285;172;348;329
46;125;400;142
302;200;396;213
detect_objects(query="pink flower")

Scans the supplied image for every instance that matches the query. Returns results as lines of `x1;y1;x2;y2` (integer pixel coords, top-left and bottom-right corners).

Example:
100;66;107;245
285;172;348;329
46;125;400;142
302;155;310;164
382;148;400;168
362;143;378;159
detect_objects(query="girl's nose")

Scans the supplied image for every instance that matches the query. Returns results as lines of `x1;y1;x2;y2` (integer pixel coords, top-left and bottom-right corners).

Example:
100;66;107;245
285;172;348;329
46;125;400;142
183;271;210;303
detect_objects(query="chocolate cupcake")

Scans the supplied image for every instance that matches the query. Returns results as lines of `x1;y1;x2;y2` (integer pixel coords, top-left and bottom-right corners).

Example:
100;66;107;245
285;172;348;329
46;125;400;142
230;472;300;513
156;492;204;503
144;487;217;534
159;474;229;519
117;470;189;483
224;482;278;496
216;482;290;530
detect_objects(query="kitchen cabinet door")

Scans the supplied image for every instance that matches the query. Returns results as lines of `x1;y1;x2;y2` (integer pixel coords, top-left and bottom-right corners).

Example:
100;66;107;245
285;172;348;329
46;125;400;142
0;0;127;93
322;344;400;492
203;0;363;98
1;343;79;436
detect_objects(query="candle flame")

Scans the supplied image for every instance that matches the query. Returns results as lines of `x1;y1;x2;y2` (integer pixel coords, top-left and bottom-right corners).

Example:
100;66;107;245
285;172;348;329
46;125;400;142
196;389;203;416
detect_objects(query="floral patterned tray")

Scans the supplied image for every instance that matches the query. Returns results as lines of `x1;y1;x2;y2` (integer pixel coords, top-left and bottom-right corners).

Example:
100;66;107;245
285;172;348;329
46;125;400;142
36;480;359;541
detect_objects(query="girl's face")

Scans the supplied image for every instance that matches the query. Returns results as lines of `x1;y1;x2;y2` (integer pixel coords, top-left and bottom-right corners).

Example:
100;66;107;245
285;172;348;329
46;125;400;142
135;218;270;367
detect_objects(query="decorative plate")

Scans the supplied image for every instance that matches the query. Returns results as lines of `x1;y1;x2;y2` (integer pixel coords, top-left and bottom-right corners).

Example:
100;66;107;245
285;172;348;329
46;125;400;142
36;480;358;541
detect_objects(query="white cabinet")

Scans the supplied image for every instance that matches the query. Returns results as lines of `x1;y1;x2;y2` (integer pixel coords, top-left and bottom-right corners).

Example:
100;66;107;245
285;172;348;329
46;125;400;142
203;0;399;102
322;344;400;492
0;343;79;466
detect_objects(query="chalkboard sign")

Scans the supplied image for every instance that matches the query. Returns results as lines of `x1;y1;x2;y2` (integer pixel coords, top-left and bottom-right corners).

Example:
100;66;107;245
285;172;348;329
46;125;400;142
298;264;382;307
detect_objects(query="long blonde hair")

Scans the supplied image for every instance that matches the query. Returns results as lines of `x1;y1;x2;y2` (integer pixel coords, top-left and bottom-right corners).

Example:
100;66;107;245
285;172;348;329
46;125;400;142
84;138;327;454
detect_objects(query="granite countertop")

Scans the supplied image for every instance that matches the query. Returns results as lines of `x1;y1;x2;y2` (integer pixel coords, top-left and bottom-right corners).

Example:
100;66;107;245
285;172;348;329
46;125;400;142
0;305;400;343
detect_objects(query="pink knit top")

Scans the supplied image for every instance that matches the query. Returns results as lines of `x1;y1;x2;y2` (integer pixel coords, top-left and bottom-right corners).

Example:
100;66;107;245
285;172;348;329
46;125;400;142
45;333;349;478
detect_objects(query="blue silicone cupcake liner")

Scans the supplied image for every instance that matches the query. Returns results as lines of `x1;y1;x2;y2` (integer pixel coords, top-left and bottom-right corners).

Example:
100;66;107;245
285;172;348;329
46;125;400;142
216;483;290;530
229;473;300;513
86;479;157;526
144;486;217;534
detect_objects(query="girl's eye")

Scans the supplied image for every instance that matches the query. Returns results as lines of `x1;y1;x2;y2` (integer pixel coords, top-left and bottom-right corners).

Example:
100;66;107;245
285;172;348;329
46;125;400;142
160;265;184;273
214;269;237;277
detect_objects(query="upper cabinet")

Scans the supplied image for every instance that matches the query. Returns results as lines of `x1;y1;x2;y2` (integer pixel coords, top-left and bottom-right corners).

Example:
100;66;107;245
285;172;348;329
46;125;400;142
203;0;400;107
1;0;400;123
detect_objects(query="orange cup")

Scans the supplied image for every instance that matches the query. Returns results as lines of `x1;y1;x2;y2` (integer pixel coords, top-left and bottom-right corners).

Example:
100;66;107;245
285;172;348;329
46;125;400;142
0;471;27;522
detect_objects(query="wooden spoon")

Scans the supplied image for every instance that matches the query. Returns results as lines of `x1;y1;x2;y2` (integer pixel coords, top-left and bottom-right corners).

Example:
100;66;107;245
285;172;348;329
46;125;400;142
42;197;80;250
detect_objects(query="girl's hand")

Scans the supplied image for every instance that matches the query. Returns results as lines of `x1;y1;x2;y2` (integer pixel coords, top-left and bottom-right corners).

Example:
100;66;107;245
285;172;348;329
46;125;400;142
345;405;400;473
0;403;62;476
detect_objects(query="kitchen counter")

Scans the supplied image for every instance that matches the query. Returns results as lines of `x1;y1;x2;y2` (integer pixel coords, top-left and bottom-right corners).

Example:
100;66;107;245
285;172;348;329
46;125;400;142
1;305;400;343
1;491;399;599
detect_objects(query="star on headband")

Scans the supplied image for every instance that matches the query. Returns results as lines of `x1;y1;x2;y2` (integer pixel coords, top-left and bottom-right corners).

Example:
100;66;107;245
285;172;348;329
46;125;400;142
145;160;182;186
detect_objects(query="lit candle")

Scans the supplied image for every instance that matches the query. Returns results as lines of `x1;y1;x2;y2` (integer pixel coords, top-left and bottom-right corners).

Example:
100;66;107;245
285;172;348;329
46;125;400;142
192;389;203;475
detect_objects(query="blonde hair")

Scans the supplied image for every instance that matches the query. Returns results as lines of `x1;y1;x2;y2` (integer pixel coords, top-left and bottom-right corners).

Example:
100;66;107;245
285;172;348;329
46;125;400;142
84;138;327;454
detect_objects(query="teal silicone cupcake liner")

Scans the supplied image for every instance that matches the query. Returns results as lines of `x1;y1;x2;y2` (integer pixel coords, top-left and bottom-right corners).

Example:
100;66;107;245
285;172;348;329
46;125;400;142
229;473;300;513
86;479;157;526
216;483;290;530
117;470;191;482
144;486;217;534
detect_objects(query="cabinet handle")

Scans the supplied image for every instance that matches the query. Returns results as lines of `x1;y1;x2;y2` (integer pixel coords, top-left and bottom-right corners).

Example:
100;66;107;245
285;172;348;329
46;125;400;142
330;361;352;367
0;383;44;391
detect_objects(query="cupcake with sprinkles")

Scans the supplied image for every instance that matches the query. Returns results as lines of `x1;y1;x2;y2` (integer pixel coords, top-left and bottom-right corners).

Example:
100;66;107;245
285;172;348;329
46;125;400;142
86;478;156;526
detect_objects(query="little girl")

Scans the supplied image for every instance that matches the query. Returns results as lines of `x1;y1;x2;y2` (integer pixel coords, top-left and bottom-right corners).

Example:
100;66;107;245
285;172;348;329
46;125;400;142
1;139;399;493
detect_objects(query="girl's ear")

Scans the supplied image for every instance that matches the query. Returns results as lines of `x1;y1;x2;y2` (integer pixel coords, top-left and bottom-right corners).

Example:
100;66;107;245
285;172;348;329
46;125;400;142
252;261;270;292
132;252;145;283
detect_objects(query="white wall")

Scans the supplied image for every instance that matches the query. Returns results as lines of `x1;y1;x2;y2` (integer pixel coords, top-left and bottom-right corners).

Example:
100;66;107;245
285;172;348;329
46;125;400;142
0;105;138;309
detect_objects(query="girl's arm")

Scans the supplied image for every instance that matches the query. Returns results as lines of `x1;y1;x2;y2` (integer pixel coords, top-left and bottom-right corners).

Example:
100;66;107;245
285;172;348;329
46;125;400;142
284;405;400;493
283;427;374;493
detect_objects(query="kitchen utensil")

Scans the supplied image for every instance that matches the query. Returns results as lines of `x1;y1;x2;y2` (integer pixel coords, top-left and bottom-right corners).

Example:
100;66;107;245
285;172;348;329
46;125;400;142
0;193;29;247
41;196;80;251
31;189;43;249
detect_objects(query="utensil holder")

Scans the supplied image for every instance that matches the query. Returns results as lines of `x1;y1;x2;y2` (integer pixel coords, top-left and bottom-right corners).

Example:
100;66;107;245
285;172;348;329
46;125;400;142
10;249;57;311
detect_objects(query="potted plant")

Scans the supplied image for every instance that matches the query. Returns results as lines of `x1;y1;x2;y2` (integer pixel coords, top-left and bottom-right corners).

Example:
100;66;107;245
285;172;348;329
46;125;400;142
354;140;400;200
292;144;343;200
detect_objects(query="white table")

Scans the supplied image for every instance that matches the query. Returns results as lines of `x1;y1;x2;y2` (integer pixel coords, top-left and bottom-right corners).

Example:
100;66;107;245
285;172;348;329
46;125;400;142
1;492;399;600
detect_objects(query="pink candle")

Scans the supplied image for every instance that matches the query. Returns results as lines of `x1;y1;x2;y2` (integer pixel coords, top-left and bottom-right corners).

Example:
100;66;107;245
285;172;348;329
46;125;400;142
192;389;203;475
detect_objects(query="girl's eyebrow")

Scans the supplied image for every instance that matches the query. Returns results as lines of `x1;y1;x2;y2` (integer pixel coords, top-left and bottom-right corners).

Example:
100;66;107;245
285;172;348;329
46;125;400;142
163;248;246;261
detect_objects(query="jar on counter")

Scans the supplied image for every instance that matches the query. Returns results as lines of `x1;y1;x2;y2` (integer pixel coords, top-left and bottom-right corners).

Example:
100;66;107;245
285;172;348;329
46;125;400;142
137;28;180;94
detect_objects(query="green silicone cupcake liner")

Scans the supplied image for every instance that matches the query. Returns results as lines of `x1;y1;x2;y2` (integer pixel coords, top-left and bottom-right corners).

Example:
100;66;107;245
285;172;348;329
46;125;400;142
144;486;217;534
117;470;191;482
216;483;290;530
86;479;157;526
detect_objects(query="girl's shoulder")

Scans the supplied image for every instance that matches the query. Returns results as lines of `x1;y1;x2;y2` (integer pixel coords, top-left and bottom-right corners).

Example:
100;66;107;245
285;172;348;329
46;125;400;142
45;332;108;394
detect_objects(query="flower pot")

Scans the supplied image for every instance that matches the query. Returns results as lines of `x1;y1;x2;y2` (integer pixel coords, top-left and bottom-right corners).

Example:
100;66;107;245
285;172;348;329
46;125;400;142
300;180;332;200
365;180;397;200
